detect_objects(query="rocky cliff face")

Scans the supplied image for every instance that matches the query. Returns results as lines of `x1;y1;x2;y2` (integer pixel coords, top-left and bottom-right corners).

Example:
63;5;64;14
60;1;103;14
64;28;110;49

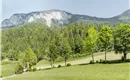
2;9;72;28
1;9;130;28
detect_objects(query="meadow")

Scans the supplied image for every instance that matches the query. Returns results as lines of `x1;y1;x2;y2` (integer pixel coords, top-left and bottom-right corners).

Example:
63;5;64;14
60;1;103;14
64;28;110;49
1;52;130;80
3;63;129;80
1;61;17;77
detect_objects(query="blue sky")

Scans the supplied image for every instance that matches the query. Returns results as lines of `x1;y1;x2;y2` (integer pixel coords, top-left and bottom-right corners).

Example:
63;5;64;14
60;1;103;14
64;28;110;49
2;0;130;20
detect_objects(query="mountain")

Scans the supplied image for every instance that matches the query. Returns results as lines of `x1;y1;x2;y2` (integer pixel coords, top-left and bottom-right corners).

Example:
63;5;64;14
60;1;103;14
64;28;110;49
1;9;130;28
1;9;72;28
110;9;130;22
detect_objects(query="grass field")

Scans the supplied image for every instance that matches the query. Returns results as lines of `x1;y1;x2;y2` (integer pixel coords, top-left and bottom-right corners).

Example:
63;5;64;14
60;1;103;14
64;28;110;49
3;63;130;80
34;52;130;69
1;61;17;77
34;52;105;68
0;52;130;80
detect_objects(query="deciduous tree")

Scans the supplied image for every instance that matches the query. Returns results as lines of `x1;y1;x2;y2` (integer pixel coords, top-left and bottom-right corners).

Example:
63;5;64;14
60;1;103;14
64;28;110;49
86;27;98;63
114;24;130;60
99;26;113;61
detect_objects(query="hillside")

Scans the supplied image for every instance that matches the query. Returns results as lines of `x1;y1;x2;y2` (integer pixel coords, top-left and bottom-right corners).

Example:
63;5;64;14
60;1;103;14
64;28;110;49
2;9;130;28
111;9;130;22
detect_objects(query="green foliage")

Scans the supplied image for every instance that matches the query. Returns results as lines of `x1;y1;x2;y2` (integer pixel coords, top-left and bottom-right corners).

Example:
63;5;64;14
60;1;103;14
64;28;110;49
47;42;58;68
114;24;130;60
24;48;37;67
66;63;71;67
1;22;51;61
99;26;113;50
89;60;94;64
96;60;99;63
16;48;37;70
1;53;7;60
100;59;103;63
27;68;33;72
1;74;2;78
2;21;130;67
57;65;62;68
32;67;37;72
86;27;98;62
1;22;103;63
15;62;24;74
98;26;113;61
60;39;72;66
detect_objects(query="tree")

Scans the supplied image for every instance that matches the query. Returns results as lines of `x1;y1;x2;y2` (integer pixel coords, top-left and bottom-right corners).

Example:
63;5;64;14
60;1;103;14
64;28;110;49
60;40;72;66
15;51;26;74
114;24;130;60
24;47;37;68
17;51;26;67
15;62;24;74
1;52;6;60
99;26;113;61
86;27;98;63
48;42;58;68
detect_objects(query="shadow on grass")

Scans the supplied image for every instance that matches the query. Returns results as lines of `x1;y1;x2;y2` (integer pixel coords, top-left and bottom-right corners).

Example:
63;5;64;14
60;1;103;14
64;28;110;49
100;59;130;64
78;63;90;66
38;67;52;71
37;59;130;72
39;66;67;71
78;59;130;66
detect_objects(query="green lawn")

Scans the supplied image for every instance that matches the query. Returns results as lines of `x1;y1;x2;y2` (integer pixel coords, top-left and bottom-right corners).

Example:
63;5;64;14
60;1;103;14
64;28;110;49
3;63;130;80
1;61;17;77
34;52;105;68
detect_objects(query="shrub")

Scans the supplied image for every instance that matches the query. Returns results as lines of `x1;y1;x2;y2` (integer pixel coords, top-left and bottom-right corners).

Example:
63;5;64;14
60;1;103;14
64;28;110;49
32;67;37;72
66;63;71;67
89;60;94;64
15;63;24;74
57;65;61;68
0;74;3;78
100;59;103;63
99;59;108;64
102;60;108;64
27;67;35;72
105;60;109;63
1;54;6;60
96;60;99;63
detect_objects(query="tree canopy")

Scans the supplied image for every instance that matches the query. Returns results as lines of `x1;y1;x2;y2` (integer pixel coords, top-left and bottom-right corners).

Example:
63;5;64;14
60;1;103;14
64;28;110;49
114;24;130;60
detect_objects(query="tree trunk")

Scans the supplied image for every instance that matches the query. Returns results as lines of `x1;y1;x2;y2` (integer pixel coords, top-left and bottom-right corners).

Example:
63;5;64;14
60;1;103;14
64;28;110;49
65;57;67;66
51;59;53;68
52;60;54;68
105;48;107;61
27;62;30;69
92;52;94;63
123;53;127;61
65;59;66;66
